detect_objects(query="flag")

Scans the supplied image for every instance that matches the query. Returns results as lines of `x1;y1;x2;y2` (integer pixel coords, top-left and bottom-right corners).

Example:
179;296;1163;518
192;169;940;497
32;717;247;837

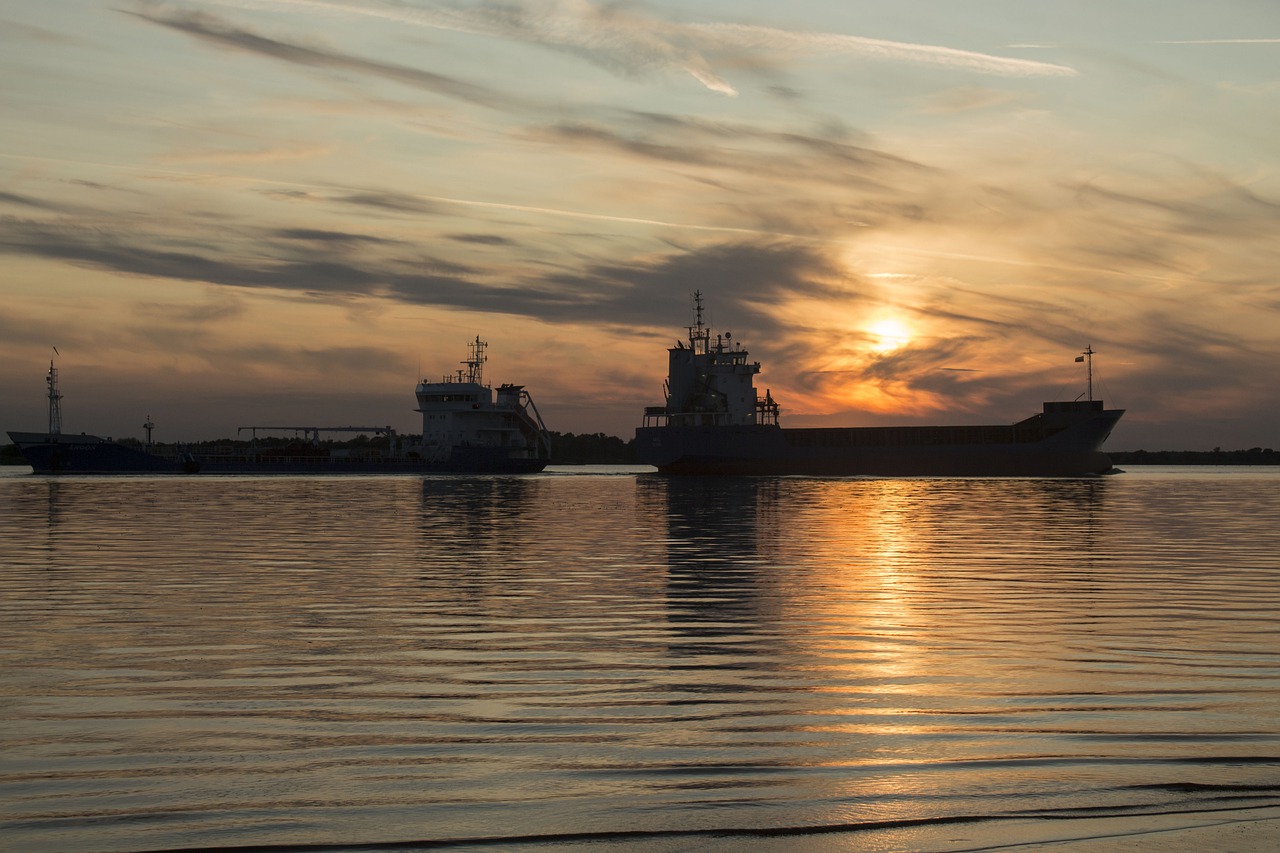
1075;355;1085;362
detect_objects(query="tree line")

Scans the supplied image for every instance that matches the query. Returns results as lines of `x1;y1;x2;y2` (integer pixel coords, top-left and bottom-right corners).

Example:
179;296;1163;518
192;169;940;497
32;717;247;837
1109;448;1278;465
7;439;1278;467
1;432;638;465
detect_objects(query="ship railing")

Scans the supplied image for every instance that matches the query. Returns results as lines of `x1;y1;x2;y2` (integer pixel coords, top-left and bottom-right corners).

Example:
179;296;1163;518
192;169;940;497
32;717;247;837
642;406;668;428
755;393;780;426
667;411;736;427
781;425;1051;448
515;389;552;459
644;406;784;429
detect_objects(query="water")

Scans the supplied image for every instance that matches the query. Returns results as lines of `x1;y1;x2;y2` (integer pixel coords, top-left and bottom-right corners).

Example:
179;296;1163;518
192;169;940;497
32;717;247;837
2;466;1279;852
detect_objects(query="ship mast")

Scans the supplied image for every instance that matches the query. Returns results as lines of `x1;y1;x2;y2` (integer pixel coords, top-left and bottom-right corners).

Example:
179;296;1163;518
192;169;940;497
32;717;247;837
1080;345;1095;402
462;335;488;385
689;290;709;355
47;357;62;438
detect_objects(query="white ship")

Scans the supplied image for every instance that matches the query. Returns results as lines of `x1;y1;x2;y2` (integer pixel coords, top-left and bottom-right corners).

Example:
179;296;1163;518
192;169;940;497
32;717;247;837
8;338;551;474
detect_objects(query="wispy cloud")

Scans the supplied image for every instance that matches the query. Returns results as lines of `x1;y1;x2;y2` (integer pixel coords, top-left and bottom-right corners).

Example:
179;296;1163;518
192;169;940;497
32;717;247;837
157;143;338;166
0;210;837;331
198;0;1077;96
920;86;1027;114
1155;39;1280;44
134;292;247;324
532;112;925;180
690;23;1078;78
126;5;516;108
0;190;62;211
273;227;401;246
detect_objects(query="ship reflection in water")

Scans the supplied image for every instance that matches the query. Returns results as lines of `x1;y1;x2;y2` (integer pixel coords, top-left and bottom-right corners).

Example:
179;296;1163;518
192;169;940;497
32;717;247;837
1;468;1278;852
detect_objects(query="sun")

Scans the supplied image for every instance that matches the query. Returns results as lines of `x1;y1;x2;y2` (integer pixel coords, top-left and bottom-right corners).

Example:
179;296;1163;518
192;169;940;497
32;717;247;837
867;317;913;353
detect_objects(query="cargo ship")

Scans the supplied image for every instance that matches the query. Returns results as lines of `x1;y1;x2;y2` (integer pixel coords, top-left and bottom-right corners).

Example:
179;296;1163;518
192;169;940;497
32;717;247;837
7;338;551;475
636;293;1124;476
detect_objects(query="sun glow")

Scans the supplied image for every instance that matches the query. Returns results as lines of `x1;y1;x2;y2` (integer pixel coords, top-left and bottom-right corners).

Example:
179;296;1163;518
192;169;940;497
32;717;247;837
867;317;913;353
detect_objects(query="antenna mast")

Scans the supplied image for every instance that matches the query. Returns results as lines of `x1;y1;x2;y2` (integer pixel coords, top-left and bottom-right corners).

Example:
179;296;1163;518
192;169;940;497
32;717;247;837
46;357;63;438
1082;345;1094;402
689;290;709;354
464;336;488;385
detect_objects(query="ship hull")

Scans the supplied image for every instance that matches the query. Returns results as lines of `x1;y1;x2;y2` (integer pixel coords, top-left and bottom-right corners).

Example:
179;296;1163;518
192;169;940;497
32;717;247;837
6;433;548;476
636;407;1124;478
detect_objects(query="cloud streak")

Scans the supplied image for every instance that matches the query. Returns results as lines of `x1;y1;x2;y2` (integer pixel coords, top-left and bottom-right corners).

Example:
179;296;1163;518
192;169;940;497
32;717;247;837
207;0;1077;96
0;211;840;331
127;5;517;108
1155;39;1280;44
691;23;1078;78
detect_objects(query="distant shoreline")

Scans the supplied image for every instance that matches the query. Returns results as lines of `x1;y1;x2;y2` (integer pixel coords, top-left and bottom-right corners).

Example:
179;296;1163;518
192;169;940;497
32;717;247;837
10;438;1280;466
3;441;1277;467
1110;449;1278;465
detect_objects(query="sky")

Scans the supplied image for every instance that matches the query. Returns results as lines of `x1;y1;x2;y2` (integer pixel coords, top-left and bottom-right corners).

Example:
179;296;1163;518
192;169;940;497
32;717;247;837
2;0;1278;451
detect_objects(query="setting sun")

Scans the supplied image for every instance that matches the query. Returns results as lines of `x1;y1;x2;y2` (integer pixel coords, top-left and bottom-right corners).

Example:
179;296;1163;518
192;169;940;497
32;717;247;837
867;318;913;353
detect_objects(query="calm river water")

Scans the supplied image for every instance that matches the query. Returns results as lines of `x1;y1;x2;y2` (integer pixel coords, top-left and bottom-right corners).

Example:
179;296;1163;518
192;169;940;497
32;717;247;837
2;466;1278;852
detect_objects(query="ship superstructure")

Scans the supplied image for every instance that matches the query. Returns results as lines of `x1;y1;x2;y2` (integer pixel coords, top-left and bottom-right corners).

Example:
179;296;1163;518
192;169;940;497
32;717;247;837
415;336;551;467
7;339;551;475
647;295;779;430
637;293;1124;477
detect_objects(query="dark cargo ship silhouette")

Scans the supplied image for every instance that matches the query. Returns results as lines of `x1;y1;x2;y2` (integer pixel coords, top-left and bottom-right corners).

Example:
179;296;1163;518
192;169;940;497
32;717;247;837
636;293;1123;476
8;338;550;475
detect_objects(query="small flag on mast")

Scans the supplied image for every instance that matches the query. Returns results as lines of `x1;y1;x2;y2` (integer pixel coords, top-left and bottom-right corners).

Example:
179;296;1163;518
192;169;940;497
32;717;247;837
1075;355;1085;362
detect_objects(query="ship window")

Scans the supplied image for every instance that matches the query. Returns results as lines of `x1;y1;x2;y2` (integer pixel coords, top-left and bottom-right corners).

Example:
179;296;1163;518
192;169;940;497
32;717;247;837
422;393;483;403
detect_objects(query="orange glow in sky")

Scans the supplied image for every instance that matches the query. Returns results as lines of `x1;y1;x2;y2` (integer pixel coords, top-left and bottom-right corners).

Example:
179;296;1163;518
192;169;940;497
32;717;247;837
866;317;914;354
2;1;1277;449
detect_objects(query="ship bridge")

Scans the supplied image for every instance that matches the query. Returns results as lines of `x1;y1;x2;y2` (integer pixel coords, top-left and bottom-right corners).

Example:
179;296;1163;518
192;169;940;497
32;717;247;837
645;291;779;428
415;337;550;462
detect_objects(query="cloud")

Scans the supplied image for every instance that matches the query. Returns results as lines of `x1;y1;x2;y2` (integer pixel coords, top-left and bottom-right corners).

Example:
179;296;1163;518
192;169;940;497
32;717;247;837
157;143;338;166
0;190;61;211
332;191;448;216
247;0;740;94
691;22;1079;78
524;240;851;331
0;16;85;46
0;216;387;294
226;342;408;375
134;292;247;324
1154;39;1280;45
274;227;400;246
0;207;847;333
327;181;795;239
447;233;518;246
527;114;931;231
920;86;1027;114
1069;175;1280;240
126;5;516;108
208;0;1076;97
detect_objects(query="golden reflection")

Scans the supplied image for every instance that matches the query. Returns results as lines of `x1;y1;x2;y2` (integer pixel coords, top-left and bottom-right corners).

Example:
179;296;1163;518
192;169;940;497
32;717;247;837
792;480;930;695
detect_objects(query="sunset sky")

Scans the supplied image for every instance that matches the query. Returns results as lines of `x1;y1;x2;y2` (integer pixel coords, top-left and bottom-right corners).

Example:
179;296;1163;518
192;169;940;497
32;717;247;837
3;1;1278;451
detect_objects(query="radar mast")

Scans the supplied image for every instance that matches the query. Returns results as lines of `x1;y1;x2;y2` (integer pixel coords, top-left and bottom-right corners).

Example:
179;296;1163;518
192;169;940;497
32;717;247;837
46;356;62;438
462;336;488;385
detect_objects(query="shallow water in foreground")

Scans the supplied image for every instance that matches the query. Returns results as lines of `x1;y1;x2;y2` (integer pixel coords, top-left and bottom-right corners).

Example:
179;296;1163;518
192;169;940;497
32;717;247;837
2;466;1278;852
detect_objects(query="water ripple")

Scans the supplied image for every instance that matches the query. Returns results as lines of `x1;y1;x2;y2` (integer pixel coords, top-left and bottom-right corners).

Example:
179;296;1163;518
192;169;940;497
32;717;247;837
2;469;1279;852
